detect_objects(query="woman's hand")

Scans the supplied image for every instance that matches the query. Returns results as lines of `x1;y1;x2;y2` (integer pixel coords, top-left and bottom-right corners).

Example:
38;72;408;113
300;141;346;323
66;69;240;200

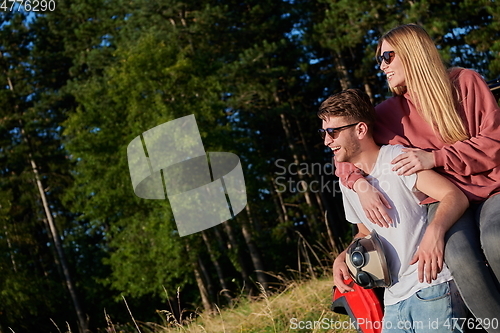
391;148;435;176
333;252;354;293
353;178;392;228
409;224;445;283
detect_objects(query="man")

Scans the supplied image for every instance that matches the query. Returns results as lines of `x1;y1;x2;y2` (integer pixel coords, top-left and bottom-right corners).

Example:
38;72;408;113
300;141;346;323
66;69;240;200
319;89;467;333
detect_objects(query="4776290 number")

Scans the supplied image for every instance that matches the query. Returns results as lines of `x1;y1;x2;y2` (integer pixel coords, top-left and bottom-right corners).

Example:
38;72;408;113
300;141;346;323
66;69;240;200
444;317;499;331
1;0;56;12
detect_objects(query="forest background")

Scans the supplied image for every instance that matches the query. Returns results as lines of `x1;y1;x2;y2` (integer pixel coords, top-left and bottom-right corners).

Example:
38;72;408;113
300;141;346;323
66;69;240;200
1;0;500;332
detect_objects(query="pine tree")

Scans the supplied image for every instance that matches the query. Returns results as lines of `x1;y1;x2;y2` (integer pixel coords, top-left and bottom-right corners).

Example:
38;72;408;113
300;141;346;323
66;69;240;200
0;10;87;332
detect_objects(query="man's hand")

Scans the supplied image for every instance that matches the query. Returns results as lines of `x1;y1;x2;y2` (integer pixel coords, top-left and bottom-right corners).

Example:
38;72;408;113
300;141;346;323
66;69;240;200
409;224;445;283
391;148;435;176
333;252;354;293
353;178;392;228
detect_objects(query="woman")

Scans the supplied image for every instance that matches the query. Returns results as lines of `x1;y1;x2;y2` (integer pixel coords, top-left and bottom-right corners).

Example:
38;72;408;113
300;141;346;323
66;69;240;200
337;24;500;331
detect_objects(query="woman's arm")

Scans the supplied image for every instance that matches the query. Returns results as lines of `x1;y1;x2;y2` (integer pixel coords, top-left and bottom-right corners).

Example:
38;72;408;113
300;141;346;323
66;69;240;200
391;148;435;176
334;160;364;189
334;159;392;227
434;69;500;176
392;69;500;176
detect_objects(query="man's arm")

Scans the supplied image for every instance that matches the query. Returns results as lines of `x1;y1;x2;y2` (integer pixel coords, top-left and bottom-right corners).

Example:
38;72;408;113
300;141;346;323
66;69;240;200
333;223;371;292
410;169;469;283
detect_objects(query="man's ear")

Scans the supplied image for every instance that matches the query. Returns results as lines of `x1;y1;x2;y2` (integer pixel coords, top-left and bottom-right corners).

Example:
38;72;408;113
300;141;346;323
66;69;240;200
356;122;370;139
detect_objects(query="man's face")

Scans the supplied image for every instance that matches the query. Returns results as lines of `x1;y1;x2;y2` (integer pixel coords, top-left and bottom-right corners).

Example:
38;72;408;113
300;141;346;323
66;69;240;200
322;116;360;163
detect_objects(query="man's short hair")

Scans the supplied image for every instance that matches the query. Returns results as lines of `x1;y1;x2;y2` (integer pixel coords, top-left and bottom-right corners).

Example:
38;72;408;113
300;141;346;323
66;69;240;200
318;89;376;130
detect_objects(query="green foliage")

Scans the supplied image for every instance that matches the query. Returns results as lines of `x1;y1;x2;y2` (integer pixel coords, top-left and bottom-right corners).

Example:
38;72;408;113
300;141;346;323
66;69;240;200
1;0;500;331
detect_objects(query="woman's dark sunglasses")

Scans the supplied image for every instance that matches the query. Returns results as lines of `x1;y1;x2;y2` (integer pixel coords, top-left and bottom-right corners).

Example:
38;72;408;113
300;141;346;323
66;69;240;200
377;51;395;65
318;122;359;140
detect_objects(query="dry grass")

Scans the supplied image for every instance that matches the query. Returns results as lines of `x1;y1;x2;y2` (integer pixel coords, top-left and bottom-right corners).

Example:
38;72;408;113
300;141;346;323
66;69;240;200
99;233;354;333
142;275;357;333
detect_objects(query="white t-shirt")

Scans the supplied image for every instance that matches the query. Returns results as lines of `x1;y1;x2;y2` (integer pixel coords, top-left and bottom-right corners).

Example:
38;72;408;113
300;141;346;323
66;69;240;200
340;145;453;306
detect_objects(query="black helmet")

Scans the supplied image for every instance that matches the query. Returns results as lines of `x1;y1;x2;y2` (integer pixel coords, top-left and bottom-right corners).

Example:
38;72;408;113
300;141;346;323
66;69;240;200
346;230;392;289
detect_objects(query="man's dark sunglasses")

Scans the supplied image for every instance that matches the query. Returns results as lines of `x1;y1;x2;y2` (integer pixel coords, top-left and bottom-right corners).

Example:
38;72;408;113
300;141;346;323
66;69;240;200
377;51;395;65
318;122;359;140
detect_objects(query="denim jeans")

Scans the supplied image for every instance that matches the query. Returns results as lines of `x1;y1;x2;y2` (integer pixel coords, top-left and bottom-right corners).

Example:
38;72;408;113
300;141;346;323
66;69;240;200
382;281;467;333
428;196;500;333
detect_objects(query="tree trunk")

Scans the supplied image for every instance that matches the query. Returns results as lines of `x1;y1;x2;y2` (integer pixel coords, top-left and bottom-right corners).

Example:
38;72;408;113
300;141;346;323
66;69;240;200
201;230;232;304
323;210;337;254
194;258;215;314
27;147;88;333
333;51;352;90
292;105;343;252
185;242;215;314
364;81;374;104
222;221;253;295
197;252;216;304
279;113;318;227
5;64;87;332
242;205;268;290
270;180;286;225
294;117;326;214
3;224;17;272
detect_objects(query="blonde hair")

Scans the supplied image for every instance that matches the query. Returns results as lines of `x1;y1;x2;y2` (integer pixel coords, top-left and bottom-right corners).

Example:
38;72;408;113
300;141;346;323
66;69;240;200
376;24;469;143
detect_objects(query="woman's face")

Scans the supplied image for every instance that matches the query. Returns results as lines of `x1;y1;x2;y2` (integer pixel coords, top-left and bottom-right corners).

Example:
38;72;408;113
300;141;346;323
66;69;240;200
379;40;406;88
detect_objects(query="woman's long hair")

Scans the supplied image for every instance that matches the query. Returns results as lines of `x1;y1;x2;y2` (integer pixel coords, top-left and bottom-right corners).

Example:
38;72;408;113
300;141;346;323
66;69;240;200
376;24;469;143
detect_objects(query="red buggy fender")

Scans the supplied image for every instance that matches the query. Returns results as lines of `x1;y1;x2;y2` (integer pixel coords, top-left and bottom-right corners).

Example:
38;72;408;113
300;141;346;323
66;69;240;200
331;278;384;333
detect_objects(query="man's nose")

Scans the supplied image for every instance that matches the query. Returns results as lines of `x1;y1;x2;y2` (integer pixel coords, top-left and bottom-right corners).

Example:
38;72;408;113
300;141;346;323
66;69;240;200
324;133;333;146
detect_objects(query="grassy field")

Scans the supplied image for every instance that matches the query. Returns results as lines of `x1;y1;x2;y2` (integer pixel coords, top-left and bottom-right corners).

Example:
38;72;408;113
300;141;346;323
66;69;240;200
120;275;358;333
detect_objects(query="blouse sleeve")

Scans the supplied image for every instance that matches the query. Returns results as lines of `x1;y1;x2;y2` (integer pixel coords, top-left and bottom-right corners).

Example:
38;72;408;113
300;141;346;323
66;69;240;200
334;159;364;190
433;69;500;176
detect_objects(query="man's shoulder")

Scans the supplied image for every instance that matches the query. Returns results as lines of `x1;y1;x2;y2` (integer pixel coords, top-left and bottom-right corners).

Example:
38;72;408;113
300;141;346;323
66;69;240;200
379;144;405;161
375;145;420;194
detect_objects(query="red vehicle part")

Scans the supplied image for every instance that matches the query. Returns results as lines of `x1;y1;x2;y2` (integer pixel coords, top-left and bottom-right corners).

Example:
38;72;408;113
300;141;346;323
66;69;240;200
331;278;384;333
